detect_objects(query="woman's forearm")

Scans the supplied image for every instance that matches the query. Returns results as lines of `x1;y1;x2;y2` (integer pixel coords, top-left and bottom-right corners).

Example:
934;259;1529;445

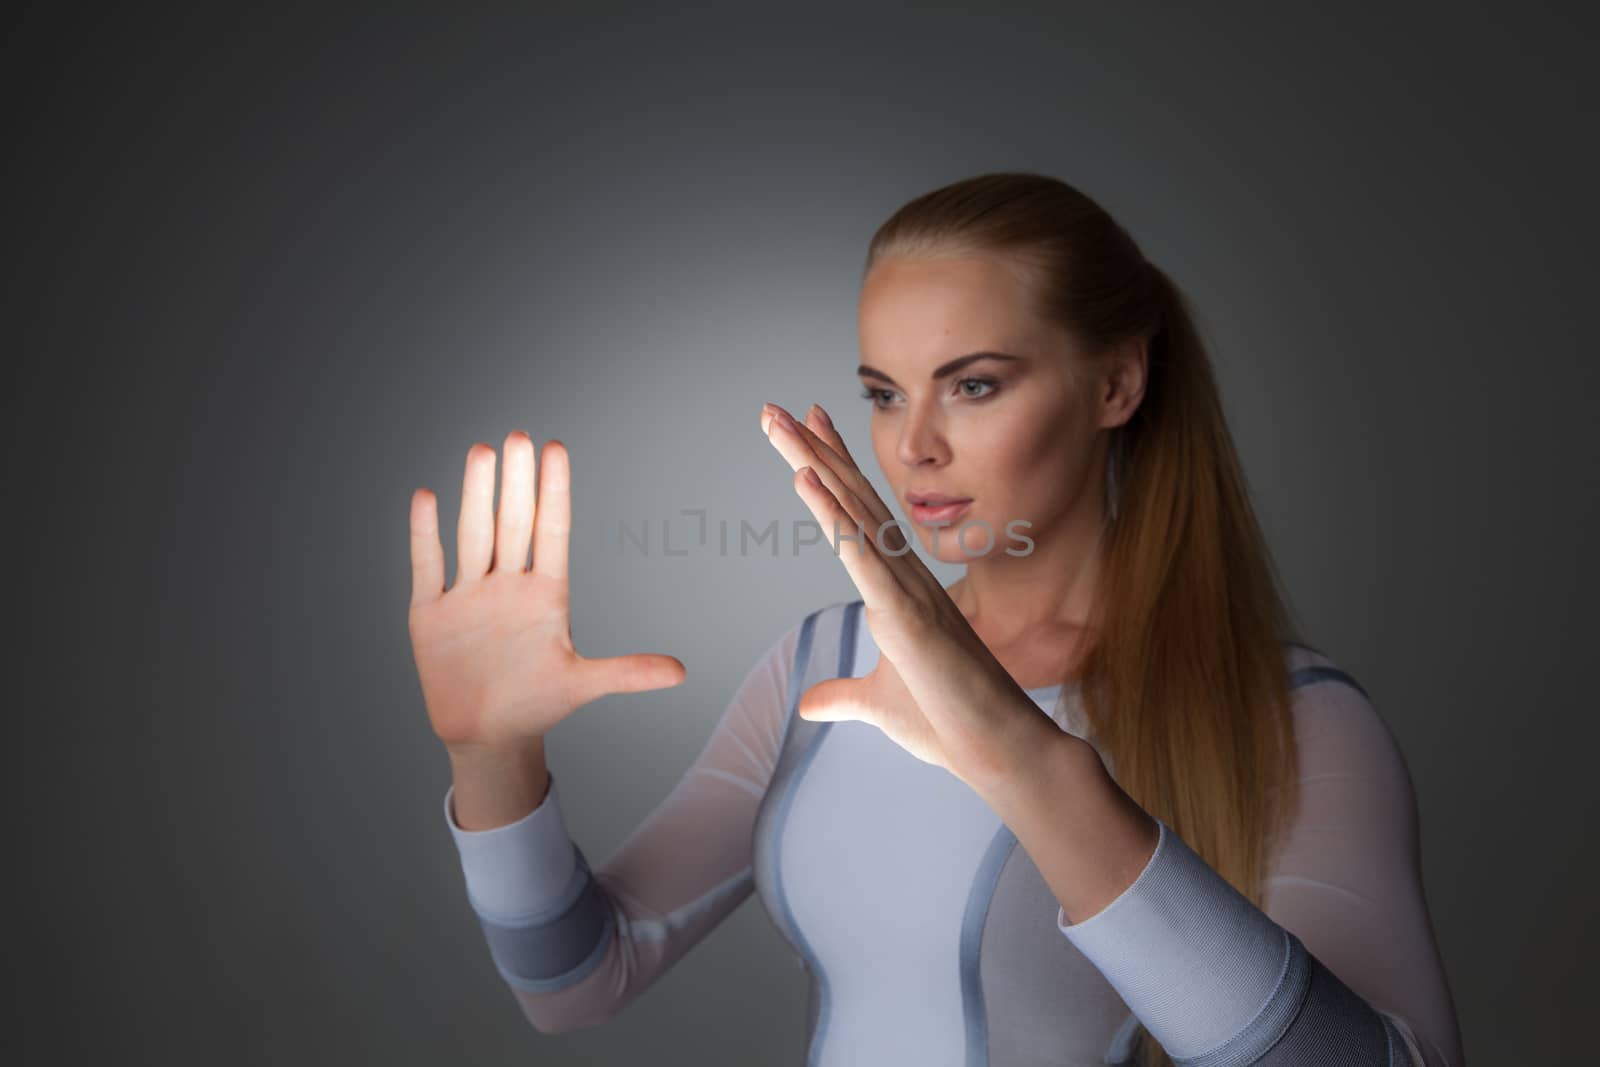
977;728;1160;924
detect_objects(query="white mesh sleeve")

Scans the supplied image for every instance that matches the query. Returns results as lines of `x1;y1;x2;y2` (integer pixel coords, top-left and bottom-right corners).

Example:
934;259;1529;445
1259;654;1465;1066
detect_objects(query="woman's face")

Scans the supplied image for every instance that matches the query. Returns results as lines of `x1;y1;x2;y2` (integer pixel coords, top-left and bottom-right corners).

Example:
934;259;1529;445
855;252;1107;565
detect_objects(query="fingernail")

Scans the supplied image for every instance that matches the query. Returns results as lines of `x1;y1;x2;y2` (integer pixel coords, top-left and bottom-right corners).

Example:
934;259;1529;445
812;404;833;429
774;408;797;432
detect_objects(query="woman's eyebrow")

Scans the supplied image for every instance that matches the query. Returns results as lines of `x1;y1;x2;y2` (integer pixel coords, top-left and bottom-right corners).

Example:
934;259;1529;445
856;351;1023;387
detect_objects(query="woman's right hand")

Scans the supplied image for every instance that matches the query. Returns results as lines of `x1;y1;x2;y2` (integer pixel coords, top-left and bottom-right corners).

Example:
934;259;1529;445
407;431;687;755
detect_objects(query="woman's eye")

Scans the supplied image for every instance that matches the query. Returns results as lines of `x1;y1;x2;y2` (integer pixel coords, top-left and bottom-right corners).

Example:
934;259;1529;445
859;380;996;408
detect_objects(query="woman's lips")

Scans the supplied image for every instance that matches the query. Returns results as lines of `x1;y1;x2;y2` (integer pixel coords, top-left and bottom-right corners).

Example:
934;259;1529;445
909;499;973;525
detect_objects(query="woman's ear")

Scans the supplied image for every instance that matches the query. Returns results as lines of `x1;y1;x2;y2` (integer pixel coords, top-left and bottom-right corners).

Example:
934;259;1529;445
1098;335;1149;429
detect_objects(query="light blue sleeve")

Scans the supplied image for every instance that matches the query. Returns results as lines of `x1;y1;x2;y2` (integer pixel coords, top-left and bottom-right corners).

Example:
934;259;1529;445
1057;819;1422;1065
443;775;579;920
443;774;618;994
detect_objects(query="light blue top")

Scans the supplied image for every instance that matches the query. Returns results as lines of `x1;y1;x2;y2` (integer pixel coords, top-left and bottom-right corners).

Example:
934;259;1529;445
440;600;1463;1066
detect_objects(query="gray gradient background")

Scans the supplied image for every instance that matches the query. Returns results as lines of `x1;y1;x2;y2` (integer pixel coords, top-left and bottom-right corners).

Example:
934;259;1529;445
15;4;1597;1064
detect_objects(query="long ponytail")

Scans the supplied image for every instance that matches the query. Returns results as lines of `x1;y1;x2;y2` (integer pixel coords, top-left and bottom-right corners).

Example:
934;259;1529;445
867;173;1304;1067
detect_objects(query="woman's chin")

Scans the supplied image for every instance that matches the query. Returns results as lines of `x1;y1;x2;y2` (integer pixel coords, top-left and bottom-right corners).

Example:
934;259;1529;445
913;531;1001;565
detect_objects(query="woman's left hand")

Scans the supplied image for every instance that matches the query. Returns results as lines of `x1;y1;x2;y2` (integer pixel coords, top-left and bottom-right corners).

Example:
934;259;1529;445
760;400;1061;796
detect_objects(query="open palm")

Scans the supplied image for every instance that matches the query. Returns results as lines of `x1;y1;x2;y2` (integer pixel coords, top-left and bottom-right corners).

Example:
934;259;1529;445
407;432;686;753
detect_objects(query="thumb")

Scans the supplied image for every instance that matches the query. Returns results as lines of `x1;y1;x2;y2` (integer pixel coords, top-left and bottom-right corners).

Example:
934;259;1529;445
798;676;872;724
575;653;687;704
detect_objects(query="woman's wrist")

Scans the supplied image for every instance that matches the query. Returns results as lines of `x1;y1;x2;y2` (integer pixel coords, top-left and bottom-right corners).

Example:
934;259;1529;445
446;737;551;832
979;727;1161;925
968;716;1092;814
445;733;546;766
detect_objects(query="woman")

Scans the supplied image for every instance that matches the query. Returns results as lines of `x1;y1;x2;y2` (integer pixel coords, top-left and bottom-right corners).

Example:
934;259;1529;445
408;173;1465;1066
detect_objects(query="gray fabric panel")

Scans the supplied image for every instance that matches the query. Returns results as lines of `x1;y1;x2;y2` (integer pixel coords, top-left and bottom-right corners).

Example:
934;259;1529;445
804;965;821;1056
1174;937;1407;1067
1104;1027;1144;1067
1377;1014;1410;1067
1288;664;1370;702
960;825;1018;1066
978;835;1133;1066
474;848;615;990
750;599;858;1066
491;918;616;994
751;604;825;938
1169;930;1309;1067
1102;1013;1143;1066
840;598;861;674
783;722;835;1067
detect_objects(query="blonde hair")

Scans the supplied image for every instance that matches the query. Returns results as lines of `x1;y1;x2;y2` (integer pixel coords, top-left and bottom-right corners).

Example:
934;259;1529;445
866;173;1304;1067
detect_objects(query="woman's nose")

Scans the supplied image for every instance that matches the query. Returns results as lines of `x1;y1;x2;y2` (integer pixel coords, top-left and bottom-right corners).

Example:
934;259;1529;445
896;404;949;467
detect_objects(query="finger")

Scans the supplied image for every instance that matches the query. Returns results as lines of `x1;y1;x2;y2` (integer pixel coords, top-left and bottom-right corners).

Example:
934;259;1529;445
797;403;902;548
531;439;572;582
765;408;880;543
409;488;446;607
797;675;870;724
797;403;945;587
767;404;912;561
804;403;862;473
456;443;496;585
573;653;687;705
794;464;907;607
493;430;535;573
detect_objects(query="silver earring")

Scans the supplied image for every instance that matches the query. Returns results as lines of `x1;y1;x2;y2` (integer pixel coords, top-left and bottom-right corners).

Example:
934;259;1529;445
1105;439;1122;524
